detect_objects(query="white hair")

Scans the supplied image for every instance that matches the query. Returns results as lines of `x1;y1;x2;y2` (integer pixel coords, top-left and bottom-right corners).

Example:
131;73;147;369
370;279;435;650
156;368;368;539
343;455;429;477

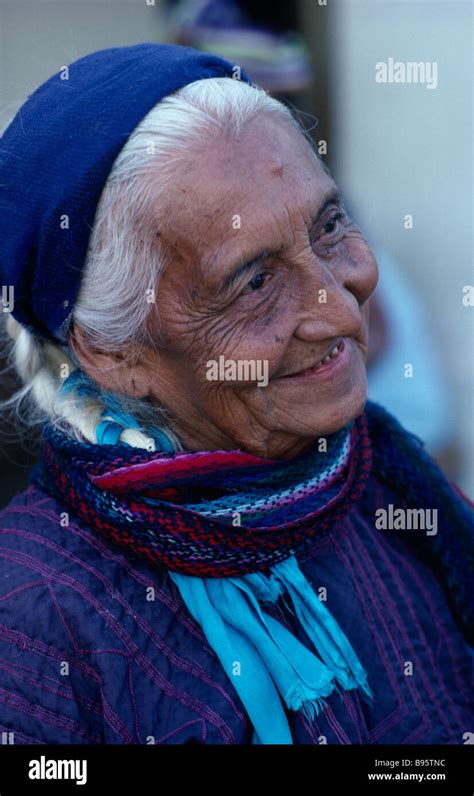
0;77;317;452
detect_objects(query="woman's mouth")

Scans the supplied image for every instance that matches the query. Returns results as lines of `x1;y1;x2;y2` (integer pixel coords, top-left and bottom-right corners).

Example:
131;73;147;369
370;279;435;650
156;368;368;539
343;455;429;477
275;339;350;383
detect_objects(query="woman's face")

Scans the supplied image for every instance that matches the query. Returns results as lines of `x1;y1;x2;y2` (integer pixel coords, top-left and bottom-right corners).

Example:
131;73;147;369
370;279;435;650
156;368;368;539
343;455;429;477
92;115;378;458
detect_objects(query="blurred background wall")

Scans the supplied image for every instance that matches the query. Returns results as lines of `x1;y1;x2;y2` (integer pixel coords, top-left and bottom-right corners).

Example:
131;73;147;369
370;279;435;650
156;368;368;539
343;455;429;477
327;0;473;496
1;0;472;503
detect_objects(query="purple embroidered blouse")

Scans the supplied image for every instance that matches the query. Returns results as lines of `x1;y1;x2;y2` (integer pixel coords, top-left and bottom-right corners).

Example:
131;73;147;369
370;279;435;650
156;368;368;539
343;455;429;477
0;476;472;744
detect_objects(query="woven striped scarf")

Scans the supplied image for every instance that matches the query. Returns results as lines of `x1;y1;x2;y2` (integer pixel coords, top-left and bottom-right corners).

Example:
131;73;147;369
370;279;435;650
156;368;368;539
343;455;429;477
32;411;371;578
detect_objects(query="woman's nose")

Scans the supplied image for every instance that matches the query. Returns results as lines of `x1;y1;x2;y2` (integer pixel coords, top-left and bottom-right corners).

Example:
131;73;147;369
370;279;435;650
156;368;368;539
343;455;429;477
332;237;379;308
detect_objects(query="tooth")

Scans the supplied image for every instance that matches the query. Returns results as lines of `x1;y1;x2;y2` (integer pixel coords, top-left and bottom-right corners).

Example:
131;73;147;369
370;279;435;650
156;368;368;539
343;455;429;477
331;345;339;355
323;355;331;363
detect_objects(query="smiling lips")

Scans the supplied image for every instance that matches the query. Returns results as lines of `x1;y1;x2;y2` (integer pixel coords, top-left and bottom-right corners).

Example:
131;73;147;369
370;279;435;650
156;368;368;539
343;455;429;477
278;339;346;380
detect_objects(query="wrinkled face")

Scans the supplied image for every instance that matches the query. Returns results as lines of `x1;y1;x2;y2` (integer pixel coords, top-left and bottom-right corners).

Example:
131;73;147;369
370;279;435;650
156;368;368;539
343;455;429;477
101;115;378;458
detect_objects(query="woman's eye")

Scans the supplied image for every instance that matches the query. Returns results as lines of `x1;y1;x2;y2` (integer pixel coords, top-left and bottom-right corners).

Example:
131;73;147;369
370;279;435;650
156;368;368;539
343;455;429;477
322;212;344;236
246;272;268;292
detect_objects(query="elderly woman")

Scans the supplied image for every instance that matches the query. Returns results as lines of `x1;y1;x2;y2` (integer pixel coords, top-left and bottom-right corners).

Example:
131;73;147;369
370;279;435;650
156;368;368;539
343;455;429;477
0;43;472;746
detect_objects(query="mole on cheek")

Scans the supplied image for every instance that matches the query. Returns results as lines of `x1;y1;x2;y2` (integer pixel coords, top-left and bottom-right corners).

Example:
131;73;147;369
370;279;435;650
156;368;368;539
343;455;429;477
270;164;284;178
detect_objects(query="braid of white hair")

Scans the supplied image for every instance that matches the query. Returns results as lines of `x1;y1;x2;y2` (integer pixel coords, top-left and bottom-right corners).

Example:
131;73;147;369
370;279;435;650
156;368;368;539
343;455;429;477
4;316;165;452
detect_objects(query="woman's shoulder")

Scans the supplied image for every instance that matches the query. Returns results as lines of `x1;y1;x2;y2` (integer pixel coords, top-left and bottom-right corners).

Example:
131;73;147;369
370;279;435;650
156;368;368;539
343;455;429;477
363;400;474;645
0;483;106;742
0;481;114;570
0;481;66;528
0;482;74;573
0;481;195;645
365;399;472;506
0;482;250;744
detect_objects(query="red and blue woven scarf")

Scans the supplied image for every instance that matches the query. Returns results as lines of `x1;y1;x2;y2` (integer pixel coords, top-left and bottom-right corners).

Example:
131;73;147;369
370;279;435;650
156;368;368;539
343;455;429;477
32;411;371;578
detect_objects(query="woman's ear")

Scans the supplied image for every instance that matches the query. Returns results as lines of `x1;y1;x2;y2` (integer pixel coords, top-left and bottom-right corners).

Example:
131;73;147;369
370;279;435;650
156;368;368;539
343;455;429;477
67;323;151;399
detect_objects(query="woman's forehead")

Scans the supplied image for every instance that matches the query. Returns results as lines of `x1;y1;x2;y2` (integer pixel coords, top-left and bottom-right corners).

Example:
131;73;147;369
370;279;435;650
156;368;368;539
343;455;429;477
150;119;335;265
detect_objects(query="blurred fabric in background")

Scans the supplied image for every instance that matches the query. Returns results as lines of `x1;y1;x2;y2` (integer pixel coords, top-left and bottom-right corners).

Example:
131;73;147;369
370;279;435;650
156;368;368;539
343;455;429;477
1;0;472;506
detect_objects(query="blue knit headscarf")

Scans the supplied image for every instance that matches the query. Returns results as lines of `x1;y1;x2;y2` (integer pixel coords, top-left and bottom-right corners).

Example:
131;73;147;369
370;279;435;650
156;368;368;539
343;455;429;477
0;42;253;343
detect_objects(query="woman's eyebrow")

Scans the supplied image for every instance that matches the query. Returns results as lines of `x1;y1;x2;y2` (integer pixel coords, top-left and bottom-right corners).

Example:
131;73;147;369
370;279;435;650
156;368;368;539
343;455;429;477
221;250;270;291
219;189;343;291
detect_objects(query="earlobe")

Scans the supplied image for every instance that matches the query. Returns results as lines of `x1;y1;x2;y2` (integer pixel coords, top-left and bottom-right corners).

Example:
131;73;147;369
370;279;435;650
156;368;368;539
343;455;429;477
127;366;151;399
67;323;101;371
67;323;149;398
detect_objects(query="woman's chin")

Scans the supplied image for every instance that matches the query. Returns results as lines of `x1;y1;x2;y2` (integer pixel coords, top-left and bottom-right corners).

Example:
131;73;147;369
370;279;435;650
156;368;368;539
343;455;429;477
283;375;368;439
